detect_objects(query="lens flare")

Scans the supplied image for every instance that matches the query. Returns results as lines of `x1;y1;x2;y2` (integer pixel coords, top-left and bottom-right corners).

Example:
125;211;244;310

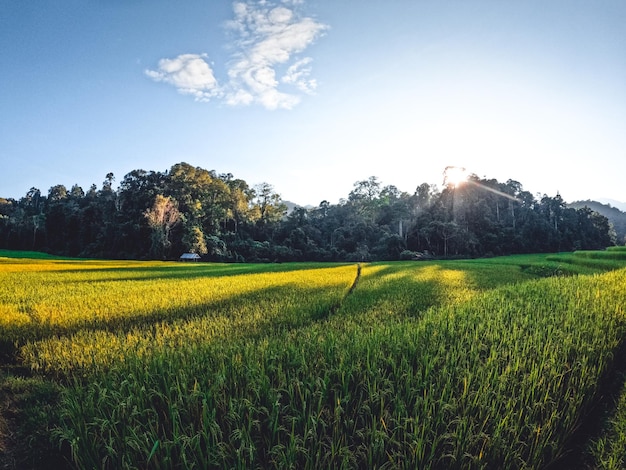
444;166;467;187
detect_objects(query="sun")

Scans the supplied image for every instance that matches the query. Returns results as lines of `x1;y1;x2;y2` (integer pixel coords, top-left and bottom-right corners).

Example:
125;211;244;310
444;166;468;187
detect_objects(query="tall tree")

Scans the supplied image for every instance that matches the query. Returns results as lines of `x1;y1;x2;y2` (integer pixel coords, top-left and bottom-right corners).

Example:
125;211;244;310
253;182;286;226
348;176;382;222
167;162;231;242
144;195;181;259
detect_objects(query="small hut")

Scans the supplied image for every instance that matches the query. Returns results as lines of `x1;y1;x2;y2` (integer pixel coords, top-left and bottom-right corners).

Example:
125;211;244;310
179;253;201;262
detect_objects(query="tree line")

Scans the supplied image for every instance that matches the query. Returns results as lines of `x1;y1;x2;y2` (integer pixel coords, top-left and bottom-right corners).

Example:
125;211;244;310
0;162;617;262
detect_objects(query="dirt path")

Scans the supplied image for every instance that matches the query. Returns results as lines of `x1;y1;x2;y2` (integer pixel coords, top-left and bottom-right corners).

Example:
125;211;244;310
348;263;362;295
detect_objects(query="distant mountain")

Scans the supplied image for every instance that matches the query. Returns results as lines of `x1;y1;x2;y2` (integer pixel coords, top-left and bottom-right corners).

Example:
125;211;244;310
598;198;626;212
568;200;626;244
283;201;314;214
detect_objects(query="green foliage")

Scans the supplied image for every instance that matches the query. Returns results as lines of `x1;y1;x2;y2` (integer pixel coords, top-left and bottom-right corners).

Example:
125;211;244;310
0;249;70;260
591;375;626;469
0;372;64;469
182;225;208;255
0;164;620;261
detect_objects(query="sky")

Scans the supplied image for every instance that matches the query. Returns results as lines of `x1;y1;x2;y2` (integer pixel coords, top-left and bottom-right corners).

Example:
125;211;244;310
1;0;625;208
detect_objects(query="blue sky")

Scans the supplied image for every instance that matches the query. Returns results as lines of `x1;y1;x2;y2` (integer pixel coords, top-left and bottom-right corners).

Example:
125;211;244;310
1;0;625;207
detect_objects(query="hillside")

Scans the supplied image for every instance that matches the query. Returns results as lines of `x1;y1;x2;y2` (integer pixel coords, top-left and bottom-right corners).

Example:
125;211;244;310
568;200;626;245
599;199;626;212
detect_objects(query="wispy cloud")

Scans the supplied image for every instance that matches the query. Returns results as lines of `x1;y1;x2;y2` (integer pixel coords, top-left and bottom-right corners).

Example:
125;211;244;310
282;57;316;93
145;1;327;110
145;54;219;102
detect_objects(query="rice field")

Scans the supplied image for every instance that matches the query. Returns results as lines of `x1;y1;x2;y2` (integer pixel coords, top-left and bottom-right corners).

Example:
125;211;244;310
2;248;626;469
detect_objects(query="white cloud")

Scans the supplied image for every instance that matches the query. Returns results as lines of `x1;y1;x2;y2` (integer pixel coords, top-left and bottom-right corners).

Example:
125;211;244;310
145;54;219;102
282;57;316;93
224;1;327;109
225;88;254;107
146;1;327;110
269;6;293;24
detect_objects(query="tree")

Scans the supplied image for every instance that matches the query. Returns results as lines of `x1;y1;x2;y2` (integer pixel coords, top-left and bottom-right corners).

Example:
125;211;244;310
102;172;115;193
70;184;85;199
45;185;71;254
220;174;255;234
431;220;461;258
183;224;208;256
144;195;182;259
348;176;381;222
48;184;68;202
167;163;232;240
1;163;617;260
15;188;46;250
183;226;209;255
253;182;287;227
116;169;166;257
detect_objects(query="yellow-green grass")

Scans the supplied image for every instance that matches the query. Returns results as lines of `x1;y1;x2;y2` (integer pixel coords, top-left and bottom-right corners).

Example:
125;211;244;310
19;264;357;376
51;266;626;469
13;255;563;375
591;377;626;470
587;247;626;469
1;256;355;350
0;249;76;260
2;250;626;468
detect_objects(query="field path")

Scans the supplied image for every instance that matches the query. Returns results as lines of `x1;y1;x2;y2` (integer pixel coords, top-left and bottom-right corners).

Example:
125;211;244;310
347;263;361;295
328;263;361;317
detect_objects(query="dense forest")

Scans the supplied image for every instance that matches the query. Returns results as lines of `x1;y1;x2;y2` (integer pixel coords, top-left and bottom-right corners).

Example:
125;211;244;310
0;162;619;262
568;199;626;244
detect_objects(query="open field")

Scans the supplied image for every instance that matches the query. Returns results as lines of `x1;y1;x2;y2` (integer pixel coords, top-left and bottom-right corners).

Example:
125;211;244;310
2;248;626;469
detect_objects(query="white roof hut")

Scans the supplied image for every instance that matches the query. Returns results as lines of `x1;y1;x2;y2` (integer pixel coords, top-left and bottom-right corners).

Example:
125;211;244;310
179;253;201;261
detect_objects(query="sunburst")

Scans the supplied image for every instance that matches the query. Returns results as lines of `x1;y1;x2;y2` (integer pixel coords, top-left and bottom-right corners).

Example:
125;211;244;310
444;166;467;187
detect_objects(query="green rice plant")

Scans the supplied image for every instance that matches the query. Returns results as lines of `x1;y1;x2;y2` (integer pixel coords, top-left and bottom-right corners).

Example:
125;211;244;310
19;263;357;376
590;376;626;469
571;250;626;261
0;249;71;260
336;259;536;325
546;254;626;273
5;250;626;468
0;256;352;345
0;372;64;468
49;262;626;469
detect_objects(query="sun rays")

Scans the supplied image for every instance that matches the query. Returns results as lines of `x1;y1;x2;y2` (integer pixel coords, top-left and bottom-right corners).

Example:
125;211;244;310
443;166;468;188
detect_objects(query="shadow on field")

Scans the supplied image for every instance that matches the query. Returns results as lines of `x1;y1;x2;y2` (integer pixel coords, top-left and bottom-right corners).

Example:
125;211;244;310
44;262;349;283
4;265;361;367
341;270;445;318
338;262;523;320
0;264;363;469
